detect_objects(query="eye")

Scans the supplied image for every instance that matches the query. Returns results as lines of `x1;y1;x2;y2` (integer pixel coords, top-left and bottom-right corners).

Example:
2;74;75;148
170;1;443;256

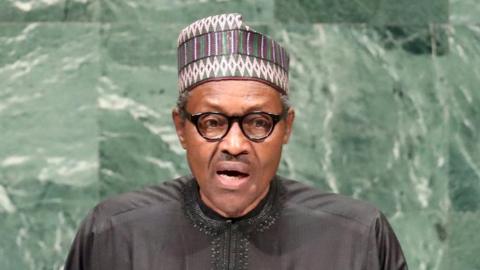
244;114;273;131
205;118;219;127
253;118;269;128
198;114;227;129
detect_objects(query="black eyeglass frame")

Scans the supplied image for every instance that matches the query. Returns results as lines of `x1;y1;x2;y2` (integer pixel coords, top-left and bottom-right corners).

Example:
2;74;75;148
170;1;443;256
184;110;287;142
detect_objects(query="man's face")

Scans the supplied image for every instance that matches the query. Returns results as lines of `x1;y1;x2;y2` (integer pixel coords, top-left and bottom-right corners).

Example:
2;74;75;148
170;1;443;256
173;80;294;218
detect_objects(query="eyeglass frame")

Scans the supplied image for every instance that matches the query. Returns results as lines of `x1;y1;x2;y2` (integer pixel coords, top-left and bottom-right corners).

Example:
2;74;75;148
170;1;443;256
182;110;287;142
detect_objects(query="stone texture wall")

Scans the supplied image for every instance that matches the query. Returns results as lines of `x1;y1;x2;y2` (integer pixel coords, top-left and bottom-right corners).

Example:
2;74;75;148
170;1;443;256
0;1;478;269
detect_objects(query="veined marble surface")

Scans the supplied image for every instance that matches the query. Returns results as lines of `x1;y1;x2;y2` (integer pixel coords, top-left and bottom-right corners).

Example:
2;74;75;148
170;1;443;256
0;0;479;269
0;23;100;269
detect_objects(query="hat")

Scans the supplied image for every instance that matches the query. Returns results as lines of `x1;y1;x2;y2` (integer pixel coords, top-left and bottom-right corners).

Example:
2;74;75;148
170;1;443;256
177;13;289;95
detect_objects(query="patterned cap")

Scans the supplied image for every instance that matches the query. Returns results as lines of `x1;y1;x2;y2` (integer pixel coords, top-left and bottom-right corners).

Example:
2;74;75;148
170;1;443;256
177;13;289;95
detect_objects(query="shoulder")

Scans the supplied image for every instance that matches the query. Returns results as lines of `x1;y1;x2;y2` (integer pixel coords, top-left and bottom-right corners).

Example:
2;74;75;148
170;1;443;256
278;176;381;228
87;176;192;233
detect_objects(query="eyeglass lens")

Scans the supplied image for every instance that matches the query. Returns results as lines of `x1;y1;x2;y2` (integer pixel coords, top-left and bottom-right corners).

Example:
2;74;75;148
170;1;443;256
196;112;275;140
197;114;229;139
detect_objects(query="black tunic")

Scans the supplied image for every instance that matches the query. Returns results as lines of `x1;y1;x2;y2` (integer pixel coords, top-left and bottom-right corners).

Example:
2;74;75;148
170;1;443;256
65;175;408;270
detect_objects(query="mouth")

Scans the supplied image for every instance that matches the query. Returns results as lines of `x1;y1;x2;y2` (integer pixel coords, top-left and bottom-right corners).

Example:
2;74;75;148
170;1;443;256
214;162;251;189
216;170;250;179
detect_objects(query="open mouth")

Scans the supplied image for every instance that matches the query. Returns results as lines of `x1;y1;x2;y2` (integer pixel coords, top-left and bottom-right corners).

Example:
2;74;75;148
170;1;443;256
217;170;250;179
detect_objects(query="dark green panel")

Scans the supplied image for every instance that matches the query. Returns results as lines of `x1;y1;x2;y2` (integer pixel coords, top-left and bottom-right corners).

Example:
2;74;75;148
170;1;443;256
274;24;451;269
370;0;448;25
441;212;480;270
101;0;274;23
0;23;100;269
449;147;480;212
274;0;380;23
389;211;448;269
0;0;98;22
450;0;480;24
274;0;448;24
0;184;98;270
98;23;190;197
374;25;448;56
102;23;179;68
437;26;480;212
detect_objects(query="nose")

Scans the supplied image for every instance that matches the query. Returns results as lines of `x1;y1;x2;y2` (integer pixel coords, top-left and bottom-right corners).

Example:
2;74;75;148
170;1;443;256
218;122;250;156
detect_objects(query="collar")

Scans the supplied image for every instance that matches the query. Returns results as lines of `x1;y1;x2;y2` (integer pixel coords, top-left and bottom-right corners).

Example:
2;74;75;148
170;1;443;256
182;176;284;236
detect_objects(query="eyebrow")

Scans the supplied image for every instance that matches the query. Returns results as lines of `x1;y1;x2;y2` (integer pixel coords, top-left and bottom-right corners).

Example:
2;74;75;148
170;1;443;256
197;100;269;114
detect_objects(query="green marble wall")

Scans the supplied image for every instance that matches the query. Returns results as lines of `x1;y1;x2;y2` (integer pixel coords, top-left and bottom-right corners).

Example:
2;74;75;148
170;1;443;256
0;1;478;269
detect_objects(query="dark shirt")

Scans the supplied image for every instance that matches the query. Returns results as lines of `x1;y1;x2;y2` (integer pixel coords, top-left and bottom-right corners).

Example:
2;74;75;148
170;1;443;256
65;175;408;270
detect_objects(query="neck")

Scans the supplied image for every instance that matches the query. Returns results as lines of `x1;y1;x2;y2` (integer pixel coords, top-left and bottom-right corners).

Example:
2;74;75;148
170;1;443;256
199;187;270;219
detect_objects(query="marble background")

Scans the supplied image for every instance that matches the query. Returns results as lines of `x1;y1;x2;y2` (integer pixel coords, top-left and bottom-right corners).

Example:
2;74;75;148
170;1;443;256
0;0;479;269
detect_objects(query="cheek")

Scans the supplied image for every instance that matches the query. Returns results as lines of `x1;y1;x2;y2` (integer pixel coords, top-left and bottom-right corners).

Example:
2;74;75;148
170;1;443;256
255;134;284;171
184;126;216;171
184;125;208;148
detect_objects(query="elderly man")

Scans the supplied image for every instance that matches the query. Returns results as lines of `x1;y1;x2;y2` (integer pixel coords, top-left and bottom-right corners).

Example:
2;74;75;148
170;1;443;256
65;14;408;270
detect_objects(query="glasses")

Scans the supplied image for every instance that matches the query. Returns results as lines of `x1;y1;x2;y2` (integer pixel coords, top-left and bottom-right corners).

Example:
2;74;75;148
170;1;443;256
184;111;286;142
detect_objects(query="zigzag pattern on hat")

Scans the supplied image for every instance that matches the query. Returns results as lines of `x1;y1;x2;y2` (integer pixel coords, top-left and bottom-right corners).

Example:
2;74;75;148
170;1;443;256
177;13;289;94
178;55;289;94
177;13;249;46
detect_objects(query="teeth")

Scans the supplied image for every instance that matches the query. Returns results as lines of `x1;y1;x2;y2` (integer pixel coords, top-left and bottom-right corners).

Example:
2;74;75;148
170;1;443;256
224;174;241;180
217;170;248;178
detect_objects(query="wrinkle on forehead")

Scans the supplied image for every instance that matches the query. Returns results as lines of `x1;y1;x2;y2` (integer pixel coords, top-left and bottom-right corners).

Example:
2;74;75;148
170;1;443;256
187;80;283;114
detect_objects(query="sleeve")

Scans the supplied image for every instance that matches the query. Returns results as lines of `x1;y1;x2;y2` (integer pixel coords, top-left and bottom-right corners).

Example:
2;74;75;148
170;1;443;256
366;212;409;270
64;211;96;270
64;206;133;270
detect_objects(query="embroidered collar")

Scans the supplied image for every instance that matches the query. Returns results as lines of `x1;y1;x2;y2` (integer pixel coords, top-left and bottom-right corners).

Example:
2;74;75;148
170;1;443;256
182;176;284;236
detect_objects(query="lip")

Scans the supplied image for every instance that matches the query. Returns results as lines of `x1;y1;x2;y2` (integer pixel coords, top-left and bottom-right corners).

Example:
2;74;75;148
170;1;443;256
214;161;251;190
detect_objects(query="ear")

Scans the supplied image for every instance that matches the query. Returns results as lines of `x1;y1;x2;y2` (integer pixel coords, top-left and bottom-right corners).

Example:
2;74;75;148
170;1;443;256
172;108;187;149
282;107;295;144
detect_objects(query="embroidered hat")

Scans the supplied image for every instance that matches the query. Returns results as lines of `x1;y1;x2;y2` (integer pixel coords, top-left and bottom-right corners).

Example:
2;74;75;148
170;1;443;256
177;13;290;95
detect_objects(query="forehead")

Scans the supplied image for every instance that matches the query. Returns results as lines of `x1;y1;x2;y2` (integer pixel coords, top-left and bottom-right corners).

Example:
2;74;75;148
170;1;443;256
186;80;283;113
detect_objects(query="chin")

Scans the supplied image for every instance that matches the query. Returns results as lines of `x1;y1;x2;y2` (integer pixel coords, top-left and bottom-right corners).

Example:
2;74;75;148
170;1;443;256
212;193;255;218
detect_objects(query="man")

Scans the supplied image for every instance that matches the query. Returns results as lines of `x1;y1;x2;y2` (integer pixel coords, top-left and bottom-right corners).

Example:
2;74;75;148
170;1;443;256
65;13;408;270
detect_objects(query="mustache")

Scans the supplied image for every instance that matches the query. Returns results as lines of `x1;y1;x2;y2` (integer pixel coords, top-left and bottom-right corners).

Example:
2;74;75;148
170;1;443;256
216;152;251;164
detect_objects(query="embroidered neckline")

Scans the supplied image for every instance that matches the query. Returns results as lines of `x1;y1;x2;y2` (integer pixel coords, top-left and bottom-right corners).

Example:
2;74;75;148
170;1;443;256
182;176;285;270
182;176;284;234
